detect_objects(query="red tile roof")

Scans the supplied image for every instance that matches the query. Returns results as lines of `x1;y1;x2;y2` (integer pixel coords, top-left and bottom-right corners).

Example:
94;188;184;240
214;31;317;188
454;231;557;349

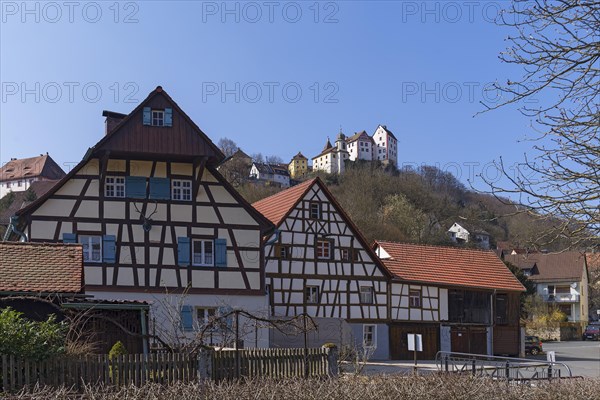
252;178;316;226
504;252;586;282
0;154;65;182
375;241;525;292
0;242;83;293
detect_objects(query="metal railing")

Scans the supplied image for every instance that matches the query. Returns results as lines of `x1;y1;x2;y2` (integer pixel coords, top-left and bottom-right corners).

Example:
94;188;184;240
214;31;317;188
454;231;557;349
435;351;572;382
543;294;580;302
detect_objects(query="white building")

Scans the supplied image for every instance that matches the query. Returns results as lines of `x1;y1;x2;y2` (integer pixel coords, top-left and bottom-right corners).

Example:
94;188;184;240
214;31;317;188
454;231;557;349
448;222;490;250
372;125;398;166
0;154;65;198
346;131;374;162
249;162;290;187
311;133;349;175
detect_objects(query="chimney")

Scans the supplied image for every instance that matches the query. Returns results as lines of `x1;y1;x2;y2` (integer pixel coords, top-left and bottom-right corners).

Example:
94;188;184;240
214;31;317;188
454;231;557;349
102;110;127;136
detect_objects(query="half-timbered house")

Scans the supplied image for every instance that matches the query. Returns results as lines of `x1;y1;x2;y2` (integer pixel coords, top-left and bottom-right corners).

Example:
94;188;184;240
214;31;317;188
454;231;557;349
374;241;525;359
6;86;274;349
253;178;392;359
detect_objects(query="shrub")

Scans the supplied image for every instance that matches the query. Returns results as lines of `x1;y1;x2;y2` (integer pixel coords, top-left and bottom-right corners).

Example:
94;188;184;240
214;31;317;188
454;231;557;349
0;307;66;361
108;341;127;359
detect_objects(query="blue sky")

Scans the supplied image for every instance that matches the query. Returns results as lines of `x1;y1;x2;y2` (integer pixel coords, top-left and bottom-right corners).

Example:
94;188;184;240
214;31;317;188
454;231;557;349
1;1;541;190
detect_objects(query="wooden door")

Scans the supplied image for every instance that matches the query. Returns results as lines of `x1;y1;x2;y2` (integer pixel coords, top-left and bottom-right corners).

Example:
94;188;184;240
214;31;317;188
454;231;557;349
451;326;488;355
389;324;440;360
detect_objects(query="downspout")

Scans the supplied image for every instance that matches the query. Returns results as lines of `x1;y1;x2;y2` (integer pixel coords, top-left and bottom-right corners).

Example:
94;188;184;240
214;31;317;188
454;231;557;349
140;309;149;355
4;215;28;242
265;229;281;246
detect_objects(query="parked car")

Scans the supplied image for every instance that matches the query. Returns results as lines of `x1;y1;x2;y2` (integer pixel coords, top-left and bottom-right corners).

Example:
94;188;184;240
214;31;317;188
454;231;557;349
582;325;600;341
525;336;543;355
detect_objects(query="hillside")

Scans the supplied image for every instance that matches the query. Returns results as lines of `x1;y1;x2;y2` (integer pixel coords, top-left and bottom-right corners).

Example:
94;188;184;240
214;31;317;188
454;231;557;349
237;162;573;251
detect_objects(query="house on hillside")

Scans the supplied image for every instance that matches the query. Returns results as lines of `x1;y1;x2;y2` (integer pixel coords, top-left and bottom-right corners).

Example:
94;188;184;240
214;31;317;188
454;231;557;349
250;162;291;187
0;241;150;353
311;133;349;175
253;178;392;359
288;152;309;179
5;86;275;349
448;222;491;249
374;242;525;358
372;125;398;166
0;154;66;197
503;251;589;323
346;131;374;162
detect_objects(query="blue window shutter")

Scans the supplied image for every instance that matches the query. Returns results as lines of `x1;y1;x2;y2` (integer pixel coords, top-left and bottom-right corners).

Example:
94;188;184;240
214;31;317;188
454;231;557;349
164;108;173;126
181;305;193;331
215;238;227;267
62;233;76;244
149;178;171;200
177;237;191;266
102;235;116;263
142;107;151;125
126;176;147;199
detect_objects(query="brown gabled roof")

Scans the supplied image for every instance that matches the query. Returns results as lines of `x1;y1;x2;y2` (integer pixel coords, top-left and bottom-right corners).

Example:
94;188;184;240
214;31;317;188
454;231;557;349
375;241;525;292
346;130;372;143
252;178;316;226
0;242;83;294
0;154;65;182
291;152;307;161
0;180;59;225
504;252;586;282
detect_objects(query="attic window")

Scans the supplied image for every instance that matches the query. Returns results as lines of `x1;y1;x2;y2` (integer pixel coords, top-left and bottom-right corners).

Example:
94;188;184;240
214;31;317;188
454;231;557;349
152;110;164;126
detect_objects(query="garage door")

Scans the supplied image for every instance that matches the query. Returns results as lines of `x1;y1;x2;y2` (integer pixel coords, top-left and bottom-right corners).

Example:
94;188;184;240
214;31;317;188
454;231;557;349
390;324;440;360
451;326;487;355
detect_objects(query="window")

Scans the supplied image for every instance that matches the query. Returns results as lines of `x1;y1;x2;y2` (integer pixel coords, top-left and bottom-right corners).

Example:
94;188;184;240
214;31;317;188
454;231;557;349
152;109;164;126
305;286;319;304
17;180;22;187
310;202;322;219
275;245;291;259
558;304;572;317
341;248;350;261
105;176;125;197
193;239;214;266
363;325;376;347
409;289;421;308
360;286;374;304
172;179;192;201
495;294;508;325
79;235;102;263
316;239;332;259
6;182;10;188
197;307;217;325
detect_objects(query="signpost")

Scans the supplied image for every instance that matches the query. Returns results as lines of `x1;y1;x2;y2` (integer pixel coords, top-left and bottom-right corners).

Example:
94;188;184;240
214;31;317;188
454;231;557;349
407;333;423;373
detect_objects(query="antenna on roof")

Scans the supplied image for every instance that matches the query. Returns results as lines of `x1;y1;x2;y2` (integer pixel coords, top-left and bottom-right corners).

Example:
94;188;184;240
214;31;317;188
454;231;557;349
339;125;343;134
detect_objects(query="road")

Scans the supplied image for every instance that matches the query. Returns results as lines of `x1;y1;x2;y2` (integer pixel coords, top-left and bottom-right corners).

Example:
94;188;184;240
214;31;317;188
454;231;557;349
529;340;600;378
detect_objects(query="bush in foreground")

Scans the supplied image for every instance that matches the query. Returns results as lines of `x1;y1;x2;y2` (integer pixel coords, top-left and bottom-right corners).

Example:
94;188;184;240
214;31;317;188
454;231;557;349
9;374;600;400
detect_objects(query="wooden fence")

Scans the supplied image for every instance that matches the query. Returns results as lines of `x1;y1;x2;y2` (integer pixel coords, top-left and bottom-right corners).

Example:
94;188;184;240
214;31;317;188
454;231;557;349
1;347;337;392
211;347;332;381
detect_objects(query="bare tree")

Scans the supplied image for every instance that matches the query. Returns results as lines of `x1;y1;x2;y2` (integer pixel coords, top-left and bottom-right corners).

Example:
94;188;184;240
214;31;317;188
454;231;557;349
265;155;284;164
218;138;239;158
251;153;264;163
481;0;600;248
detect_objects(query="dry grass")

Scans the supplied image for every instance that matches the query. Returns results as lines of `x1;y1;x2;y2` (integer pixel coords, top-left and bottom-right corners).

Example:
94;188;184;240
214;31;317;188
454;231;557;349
5;374;599;400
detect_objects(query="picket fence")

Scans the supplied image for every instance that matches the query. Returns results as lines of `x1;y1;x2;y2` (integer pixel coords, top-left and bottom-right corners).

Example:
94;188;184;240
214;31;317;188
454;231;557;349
1;347;336;392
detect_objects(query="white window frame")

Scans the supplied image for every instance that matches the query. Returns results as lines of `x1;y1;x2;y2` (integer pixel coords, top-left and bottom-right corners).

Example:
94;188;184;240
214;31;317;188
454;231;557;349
363;324;376;348
360;286;374;304
105;176;125;198
79;235;102;263
152;109;164;126
172;179;192;201
316;239;331;259
196;307;217;326
310;202;322;219
192;239;214;267
305;286;319;304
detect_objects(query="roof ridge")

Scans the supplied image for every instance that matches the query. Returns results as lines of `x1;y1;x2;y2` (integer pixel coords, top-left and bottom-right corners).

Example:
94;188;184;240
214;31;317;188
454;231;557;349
375;240;497;254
